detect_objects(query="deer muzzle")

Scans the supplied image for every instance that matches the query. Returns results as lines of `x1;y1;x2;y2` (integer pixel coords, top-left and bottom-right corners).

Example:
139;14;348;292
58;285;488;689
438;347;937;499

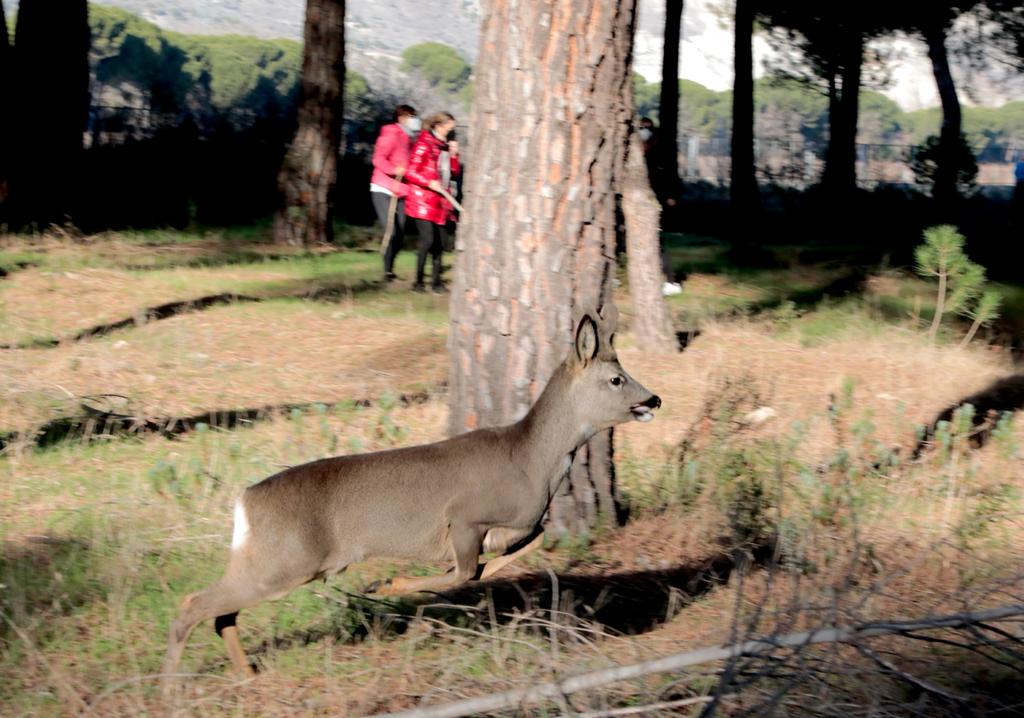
630;394;662;423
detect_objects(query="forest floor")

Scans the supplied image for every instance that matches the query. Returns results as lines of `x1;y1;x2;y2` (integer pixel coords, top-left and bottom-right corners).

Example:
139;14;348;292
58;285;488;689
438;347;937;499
1;226;1022;716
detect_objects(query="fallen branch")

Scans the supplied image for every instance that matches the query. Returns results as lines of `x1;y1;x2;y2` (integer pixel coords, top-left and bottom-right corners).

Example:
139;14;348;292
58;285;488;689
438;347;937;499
368;604;1024;718
576;695;717;717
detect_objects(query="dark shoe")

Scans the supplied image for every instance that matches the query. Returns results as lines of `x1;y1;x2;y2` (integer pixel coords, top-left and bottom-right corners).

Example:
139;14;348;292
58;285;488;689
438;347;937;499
412;283;428;293
431;285;448;296
384;271;398;282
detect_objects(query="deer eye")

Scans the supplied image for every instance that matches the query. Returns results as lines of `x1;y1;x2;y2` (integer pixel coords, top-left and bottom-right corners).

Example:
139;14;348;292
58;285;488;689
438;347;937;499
610;376;624;387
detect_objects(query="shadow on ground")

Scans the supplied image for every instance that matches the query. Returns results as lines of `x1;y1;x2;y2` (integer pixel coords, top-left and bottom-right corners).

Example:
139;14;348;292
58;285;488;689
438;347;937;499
233;543;775;672
0;389;435;452
914;373;1024;457
0;536;97;643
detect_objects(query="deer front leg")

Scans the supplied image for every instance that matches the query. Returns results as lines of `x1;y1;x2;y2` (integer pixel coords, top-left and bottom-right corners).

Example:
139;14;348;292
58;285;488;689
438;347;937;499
479;531;545;580
375;525;481;596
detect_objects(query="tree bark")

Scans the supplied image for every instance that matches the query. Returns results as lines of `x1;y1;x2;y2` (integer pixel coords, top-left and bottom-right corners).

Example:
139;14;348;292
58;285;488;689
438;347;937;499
821;30;863;200
729;0;759;216
923;20;963;205
448;0;644;536
658;0;683;187
273;0;346;246
624;137;676;354
8;0;90;229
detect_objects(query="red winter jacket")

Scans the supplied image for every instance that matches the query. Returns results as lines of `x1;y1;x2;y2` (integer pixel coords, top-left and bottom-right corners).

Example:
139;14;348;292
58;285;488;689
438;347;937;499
405;130;461;225
370;123;412;197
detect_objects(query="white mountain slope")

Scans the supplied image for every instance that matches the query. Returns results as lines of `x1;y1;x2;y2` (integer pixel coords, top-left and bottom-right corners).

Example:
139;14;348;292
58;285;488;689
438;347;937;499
3;0;1020;111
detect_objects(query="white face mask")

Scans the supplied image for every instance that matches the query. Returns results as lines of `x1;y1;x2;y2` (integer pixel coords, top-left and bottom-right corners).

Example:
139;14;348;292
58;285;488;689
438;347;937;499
639;128;653;142
403;116;422;134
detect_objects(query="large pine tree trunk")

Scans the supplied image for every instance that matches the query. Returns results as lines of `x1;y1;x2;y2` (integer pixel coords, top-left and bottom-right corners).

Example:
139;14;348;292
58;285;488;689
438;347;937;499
729;0;758;216
448;0;646;536
658;0;683;188
273;0;345;246
821;30;862;200
923;20;963;205
9;0;90;229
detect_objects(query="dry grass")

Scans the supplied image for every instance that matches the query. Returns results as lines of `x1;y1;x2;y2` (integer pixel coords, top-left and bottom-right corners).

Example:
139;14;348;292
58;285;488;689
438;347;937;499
0;232;420;346
0;299;448;432
0;259;405;346
0;265;289;343
615;318;1018;460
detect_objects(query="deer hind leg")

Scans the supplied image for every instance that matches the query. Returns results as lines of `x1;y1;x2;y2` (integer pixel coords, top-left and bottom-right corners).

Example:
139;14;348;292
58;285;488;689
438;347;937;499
479;531;545;580
162;581;257;697
215;612;254;677
376;524;481;596
161;562;314;696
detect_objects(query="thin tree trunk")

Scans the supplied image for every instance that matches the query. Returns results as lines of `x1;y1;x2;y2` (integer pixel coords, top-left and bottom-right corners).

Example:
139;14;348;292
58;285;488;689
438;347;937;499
273;0;346;246
658;0;683;188
822;31;862;200
960;315;983;346
624;135;676;353
449;0;644;536
923;20;963;205
822;68;839;190
928;269;947;344
9;0;90;229
729;0;758;216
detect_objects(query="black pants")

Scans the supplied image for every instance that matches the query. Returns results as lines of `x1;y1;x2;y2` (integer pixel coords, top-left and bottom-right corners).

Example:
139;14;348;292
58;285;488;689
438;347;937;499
371;191;405;274
414;219;447;288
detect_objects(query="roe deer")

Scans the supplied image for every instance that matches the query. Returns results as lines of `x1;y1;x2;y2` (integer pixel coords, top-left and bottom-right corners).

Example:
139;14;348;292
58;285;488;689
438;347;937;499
162;306;660;690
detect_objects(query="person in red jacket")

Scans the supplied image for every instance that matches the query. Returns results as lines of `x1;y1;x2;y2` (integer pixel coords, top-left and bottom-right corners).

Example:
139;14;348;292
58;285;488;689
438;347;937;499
405;111;461;293
370;104;420;280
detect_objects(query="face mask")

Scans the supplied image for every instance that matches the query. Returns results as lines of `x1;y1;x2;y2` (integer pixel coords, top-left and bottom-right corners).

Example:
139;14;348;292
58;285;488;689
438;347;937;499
639;128;653;142
403;116;422;134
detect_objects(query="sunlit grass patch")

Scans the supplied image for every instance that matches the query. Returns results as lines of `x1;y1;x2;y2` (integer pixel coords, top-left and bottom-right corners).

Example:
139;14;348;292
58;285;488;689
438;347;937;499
0;250;440;346
0;298;449;432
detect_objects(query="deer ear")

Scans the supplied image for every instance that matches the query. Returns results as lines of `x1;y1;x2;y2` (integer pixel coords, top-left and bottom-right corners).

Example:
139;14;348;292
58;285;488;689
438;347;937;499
574;315;599;365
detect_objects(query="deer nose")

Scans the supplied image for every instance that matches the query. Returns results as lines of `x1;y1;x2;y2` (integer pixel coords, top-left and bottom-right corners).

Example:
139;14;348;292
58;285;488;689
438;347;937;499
644;395;662;410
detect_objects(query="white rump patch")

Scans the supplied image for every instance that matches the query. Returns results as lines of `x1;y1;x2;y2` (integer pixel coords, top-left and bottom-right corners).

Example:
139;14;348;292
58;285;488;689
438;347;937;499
231;498;250;550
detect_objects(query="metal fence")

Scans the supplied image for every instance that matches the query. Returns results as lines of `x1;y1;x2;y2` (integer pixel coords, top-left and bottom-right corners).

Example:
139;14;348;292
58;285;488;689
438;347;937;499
677;134;1022;189
85;105;1022;190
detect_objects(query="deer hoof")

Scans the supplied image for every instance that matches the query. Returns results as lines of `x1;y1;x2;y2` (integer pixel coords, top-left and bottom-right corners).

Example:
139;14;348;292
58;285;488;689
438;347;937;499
364;579;392;595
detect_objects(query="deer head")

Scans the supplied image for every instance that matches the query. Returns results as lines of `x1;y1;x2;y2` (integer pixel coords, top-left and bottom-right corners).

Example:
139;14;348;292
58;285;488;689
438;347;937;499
567;304;661;431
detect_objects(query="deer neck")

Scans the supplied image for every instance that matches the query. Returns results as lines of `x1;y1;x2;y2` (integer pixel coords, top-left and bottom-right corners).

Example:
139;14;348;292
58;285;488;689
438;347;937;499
513;365;595;489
